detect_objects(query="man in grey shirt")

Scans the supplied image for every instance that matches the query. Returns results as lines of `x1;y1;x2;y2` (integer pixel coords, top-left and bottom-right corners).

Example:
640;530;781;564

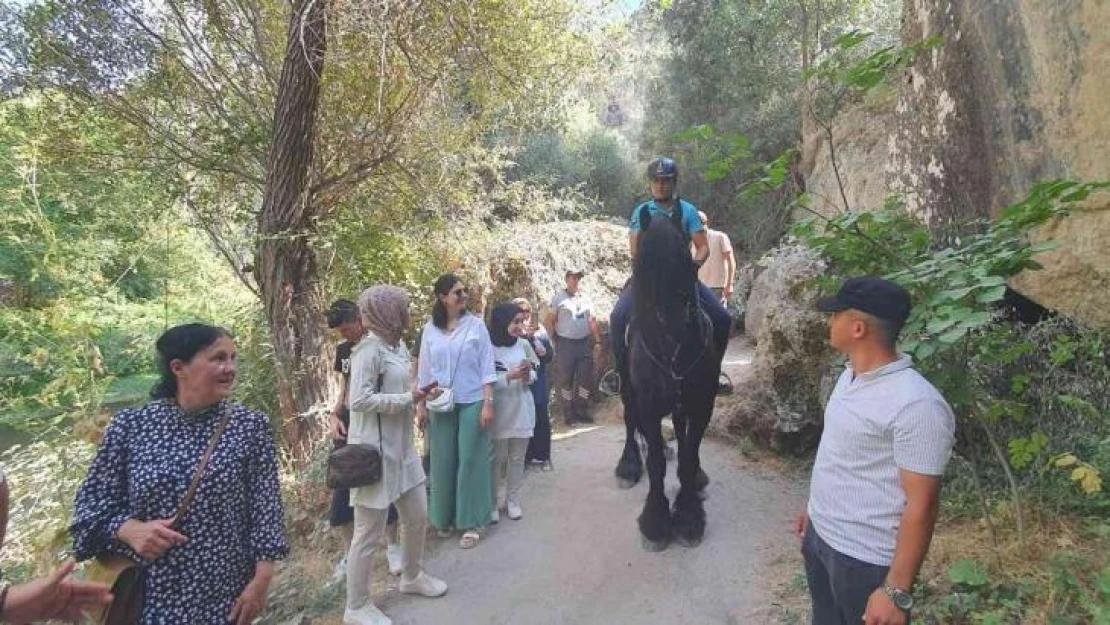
795;277;956;625
547;269;602;426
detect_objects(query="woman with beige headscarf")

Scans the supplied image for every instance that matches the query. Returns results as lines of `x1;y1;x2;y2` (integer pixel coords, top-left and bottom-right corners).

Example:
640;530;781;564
343;285;448;625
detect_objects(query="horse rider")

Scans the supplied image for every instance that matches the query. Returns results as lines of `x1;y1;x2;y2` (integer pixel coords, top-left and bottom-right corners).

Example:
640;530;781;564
609;157;732;381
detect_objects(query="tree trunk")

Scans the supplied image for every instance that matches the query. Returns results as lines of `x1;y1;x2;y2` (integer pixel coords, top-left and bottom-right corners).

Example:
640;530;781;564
254;0;329;459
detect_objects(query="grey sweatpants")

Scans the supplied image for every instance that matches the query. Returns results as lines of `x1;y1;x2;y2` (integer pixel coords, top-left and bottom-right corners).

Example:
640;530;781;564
490;437;529;509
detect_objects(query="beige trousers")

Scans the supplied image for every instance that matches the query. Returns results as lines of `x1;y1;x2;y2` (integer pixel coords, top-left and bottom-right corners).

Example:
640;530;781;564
345;484;428;611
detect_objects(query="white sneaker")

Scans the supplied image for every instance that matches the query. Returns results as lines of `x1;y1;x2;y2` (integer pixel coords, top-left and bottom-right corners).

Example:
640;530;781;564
507;500;523;520
400;571;448;598
386;543;403;576
490;508;500;524
344;603;393;625
331;556;348;585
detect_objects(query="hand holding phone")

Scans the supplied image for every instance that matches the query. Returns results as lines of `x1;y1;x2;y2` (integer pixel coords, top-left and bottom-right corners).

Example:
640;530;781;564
414;381;439;403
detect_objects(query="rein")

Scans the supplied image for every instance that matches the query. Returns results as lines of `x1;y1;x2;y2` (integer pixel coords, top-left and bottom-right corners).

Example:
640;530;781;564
635;296;712;383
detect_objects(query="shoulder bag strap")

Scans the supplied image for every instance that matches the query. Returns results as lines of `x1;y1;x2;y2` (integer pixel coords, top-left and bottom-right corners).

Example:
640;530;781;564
377;372;384;447
445;321;472;387
170;404;234;529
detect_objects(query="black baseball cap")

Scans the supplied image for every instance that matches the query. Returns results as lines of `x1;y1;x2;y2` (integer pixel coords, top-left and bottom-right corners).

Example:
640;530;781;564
816;277;911;326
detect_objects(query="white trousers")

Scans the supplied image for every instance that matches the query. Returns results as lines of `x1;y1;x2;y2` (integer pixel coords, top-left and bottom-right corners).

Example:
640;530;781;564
345;485;428;611
490;437;529;508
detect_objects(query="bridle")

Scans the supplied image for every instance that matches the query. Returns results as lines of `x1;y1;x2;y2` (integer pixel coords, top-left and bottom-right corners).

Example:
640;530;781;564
634;294;712;384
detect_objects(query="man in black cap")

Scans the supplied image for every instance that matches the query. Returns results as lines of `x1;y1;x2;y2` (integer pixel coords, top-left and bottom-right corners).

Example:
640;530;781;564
547;268;603;425
795;277;956;625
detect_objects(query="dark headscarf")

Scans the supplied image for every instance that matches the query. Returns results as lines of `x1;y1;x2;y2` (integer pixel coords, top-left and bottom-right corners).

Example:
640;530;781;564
488;302;522;348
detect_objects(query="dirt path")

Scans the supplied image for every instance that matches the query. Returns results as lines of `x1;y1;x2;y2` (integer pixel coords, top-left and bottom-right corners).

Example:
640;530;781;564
367;418;806;625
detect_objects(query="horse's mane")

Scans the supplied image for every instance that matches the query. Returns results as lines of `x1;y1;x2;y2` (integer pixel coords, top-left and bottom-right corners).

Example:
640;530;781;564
632;210;697;338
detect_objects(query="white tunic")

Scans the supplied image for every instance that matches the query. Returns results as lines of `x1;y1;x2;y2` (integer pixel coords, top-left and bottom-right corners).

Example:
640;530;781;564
491;339;538;440
347;333;425;510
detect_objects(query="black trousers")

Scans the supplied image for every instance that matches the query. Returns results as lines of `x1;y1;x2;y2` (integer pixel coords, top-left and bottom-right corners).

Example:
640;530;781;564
802;523;892;625
526;402;552;462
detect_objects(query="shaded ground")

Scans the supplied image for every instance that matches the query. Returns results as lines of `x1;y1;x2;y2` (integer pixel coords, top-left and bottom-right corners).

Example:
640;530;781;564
281;335;811;625
365;421;805;625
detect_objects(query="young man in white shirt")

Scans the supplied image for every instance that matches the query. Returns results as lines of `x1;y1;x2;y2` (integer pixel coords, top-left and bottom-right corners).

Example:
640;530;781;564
795;277;956;625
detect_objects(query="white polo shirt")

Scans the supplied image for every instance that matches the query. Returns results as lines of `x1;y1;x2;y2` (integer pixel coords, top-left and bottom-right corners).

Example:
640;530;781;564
807;355;956;566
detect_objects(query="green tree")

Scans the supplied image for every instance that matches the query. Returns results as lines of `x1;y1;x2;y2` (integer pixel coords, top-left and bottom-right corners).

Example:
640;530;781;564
8;0;589;453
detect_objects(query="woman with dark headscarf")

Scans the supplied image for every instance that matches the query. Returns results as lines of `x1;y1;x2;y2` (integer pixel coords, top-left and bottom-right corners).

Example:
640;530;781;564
487;302;538;522
343;285;448;625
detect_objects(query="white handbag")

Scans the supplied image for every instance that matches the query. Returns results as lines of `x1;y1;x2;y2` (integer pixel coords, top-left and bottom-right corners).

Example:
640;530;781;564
425;323;471;413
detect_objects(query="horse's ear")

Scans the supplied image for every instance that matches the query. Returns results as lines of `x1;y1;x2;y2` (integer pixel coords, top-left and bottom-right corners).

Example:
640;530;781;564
639;205;652;231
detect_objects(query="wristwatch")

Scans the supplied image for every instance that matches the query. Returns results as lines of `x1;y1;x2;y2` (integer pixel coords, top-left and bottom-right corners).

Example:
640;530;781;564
883;584;915;611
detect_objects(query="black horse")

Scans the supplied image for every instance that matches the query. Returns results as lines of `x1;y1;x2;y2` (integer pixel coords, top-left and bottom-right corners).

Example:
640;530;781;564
614;209;721;551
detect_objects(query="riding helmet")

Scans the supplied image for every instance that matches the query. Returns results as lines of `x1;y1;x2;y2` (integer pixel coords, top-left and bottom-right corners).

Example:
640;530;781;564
647;157;679;180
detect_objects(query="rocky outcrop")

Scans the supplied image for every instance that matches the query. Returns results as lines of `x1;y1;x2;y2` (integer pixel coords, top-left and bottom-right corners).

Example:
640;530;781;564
462;220;630;323
803;0;1110;328
458;220;631;401
715;246;837;454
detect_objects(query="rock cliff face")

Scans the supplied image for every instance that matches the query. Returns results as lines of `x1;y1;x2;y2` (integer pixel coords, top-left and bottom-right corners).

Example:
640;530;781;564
804;0;1110;328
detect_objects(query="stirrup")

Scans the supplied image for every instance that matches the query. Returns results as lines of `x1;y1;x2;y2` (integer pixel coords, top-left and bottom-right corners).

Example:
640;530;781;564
598;369;622;397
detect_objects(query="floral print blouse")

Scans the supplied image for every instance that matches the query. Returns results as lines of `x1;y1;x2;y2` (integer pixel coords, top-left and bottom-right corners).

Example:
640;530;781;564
71;399;289;624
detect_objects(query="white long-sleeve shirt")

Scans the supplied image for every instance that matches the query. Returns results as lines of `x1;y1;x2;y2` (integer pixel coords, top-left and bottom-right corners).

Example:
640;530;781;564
491;339;537;440
417;314;498;405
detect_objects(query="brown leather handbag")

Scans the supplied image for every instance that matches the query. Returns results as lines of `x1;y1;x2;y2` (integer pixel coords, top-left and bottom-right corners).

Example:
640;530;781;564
85;407;233;625
327;373;384;489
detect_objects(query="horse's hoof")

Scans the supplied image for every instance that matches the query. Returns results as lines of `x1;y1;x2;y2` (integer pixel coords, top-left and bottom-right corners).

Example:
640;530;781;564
641;536;669;552
674;533;702;548
617;476;638;490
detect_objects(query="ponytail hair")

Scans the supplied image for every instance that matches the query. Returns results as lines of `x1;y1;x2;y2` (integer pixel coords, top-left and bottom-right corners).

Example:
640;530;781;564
431;273;462;330
151;323;231;399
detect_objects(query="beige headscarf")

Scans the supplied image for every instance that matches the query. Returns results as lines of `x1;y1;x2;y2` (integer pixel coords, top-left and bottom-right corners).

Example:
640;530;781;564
358;285;411;347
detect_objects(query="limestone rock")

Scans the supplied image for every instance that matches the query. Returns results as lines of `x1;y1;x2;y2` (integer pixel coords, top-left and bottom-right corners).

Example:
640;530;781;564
457;220;631;401
744;246;826;339
715;246;837;454
460;220;629;325
802;0;1110;329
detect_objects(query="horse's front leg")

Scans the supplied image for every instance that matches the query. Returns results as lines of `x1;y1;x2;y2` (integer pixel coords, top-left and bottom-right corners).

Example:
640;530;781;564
672;402;711;547
637;408;671;551
614;395;643;489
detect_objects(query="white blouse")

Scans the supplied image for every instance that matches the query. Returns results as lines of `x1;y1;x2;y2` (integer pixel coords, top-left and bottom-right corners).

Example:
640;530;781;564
416;314;498;406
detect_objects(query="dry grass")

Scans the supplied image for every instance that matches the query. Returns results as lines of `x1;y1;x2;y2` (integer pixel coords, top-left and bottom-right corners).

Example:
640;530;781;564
919;511;1110;624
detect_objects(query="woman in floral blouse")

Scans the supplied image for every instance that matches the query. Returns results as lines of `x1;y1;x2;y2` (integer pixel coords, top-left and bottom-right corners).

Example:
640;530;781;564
71;323;289;625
